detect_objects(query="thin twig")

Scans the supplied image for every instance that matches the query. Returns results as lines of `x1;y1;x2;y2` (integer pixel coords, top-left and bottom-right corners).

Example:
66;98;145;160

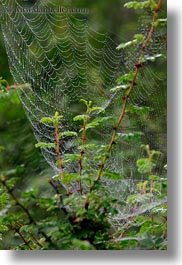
1;179;35;224
48;178;68;215
78;110;89;195
1;178;55;247
15;226;33;250
55;125;64;180
16;221;43;248
55;125;70;194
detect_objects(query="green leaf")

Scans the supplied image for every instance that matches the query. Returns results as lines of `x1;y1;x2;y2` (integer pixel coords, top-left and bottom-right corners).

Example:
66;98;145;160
21;188;38;198
0;193;9;210
41;113;64;126
0;77;8;86
0;225;8;232
62;153;81;164
78;143;97;150
80;99;92;108
72;239;95;250
136;181;149;191
89;106;104;114
149;0;158;10
35;142;56;149
19;225;30;233
5;177;19;189
117;132;143;140
142;54;164;63
116;40;137;50
154;18;167;27
137;158;155;174
37;197;56;210
83;116;113;131
116;34;145;50
110;84;130;92
0;89;20;104
126;105;153;115
59;131;77;137
116;71;135;84
151;204;167;215
40;117;54;123
54;111;63;119
62;173;81;184
124;1;150;10
73;114;89;122
141;144;150;152
151;150;162;156
134;34;145;42
148;175;160;181
102;171;124;180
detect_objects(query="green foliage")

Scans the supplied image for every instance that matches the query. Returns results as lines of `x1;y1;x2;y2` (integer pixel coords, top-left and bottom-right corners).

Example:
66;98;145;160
118;132;143;141
0;224;8;232
0;87;20;104
73;100;105;126
102;171;124;180
41;112;63;127
110;84;130;93
116;34;145;50
73;114;89;122
80;99;104;114
137;158;155;173
154;18;167;28
124;0;157;11
35;142;56;149
116;71;135;85
61;172;80;184
0;0;167;250
0;77;7;92
136;145;161;174
62;154;81;164
142;54;164;63
59;131;77;137
0;192;9;210
126;105;153;115
0;95;167;249
81;116;113;131
29;100;166;250
0;81;31;106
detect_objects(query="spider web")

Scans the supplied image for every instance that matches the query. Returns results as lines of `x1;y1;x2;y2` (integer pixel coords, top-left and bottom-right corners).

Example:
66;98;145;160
0;0;167;226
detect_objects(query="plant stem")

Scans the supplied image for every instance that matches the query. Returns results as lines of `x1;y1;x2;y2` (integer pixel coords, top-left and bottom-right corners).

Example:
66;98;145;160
55;125;64;180
48;178;68;215
96;0;163;181
16;221;43;248
15;226;33;250
55;125;70;194
78;112;89;195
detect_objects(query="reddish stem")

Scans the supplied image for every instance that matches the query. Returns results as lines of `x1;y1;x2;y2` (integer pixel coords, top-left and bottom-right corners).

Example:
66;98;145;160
55;125;64;180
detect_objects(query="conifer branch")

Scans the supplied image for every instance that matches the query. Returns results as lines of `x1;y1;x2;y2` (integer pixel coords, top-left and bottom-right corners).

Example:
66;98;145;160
96;0;163;181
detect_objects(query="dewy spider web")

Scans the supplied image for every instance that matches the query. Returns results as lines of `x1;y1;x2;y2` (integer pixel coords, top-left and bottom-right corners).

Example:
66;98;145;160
0;0;167;224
